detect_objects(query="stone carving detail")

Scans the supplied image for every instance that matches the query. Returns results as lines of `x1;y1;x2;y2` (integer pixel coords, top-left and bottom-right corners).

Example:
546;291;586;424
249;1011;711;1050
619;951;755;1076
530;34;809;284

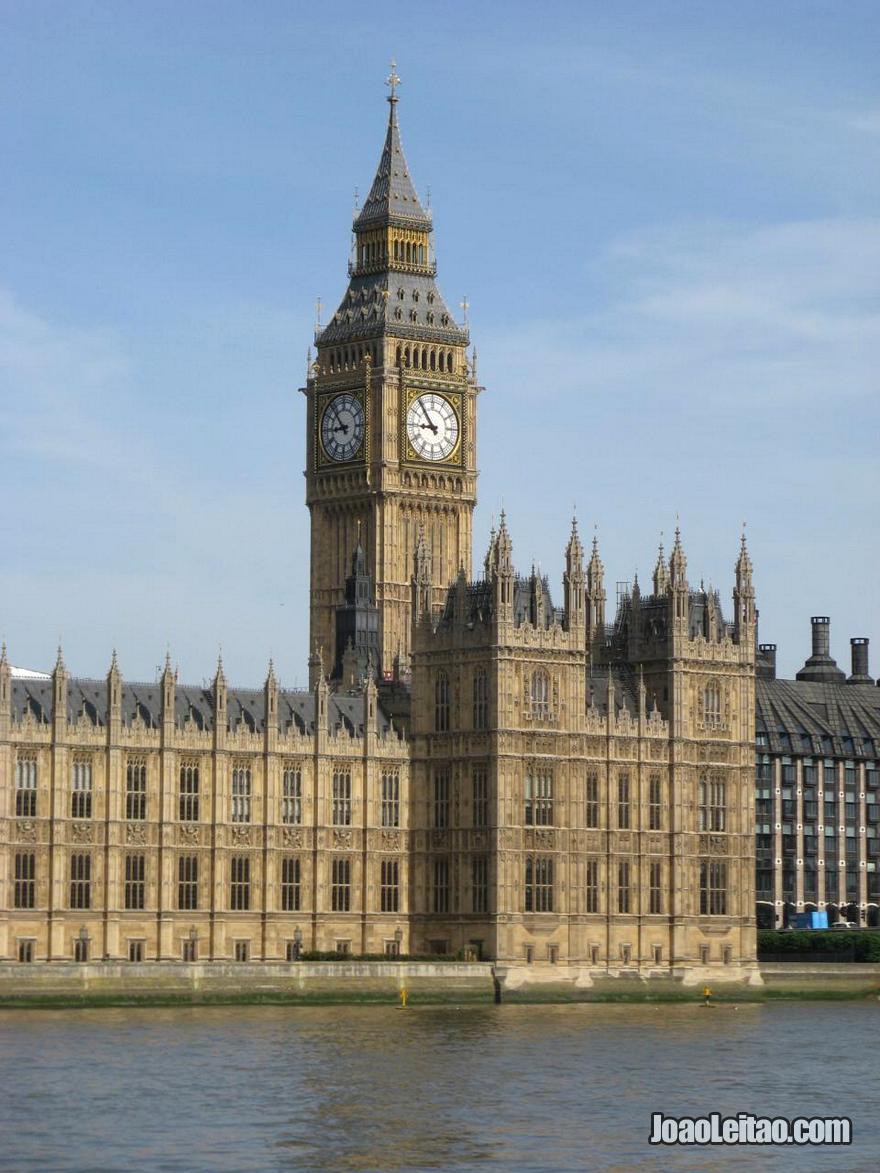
126;823;147;846
231;826;252;846
526;828;555;850
430;829;447;848
333;828;353;848
381;830;401;850
16;820;38;843
282;827;304;848
700;834;728;856
70;823;93;844
471;831;486;850
179;824;201;846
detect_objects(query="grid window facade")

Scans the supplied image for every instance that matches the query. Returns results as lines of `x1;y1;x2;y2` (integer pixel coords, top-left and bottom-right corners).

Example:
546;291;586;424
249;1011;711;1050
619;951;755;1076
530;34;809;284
648;774;662;830
472;855;488;914
179;761;200;822
331;857;351;912
432;857;450;913
649;860;662;914
435;672;450;732
230;856;250;911
282;766;302;825
281;857;300;912
699;776;726;832
71;759;93;820
332;770;352;826
617;773;630;830
525;856;553;912
617;860;631;914
178;855;198;911
700;860;728;915
472;767;488;828
69;853;91;910
14;852;36;909
433;768;450;829
126;757;147;821
473;668;488;730
585;772;599;828
380;858;399;913
381;772;400;828
585;858;599;914
124;854;146;910
231;764;252;824
525;771;553;826
15;757;37;818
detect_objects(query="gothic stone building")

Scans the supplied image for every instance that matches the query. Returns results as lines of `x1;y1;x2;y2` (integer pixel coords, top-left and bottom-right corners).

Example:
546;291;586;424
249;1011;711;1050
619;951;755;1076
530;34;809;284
0;80;760;982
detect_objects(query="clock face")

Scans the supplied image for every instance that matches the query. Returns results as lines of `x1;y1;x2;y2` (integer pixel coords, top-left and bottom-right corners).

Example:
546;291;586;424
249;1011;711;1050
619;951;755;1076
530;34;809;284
320;393;365;462
406;393;459;462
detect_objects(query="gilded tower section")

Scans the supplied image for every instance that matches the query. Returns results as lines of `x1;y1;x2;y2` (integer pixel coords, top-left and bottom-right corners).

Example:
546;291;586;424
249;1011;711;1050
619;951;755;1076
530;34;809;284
304;68;479;675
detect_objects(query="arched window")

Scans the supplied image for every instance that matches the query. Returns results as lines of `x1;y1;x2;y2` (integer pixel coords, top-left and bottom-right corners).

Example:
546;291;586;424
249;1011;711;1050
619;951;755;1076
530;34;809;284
434;672;450;732
530;670;550;719
430;348;436;369
473;668;488;730
703;683;722;728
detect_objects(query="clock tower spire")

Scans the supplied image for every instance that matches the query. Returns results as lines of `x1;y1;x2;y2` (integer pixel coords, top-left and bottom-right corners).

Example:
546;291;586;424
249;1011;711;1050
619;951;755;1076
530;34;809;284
304;67;480;677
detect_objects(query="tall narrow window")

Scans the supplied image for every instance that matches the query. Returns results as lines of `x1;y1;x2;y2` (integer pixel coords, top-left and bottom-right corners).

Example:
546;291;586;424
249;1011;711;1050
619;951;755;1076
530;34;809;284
124;854;146;910
649;861;662;914
585;772;599;829
14;852;36;909
432;857;450;913
435;672;450;732
15;757;37;818
617;860;631;914
472;767;488;828
230;856;250;911
178;855;198;911
472;855;488;914
525;770;553;826
281;857;300;912
703;683;722;728
282;766;302;825
433;768;450;829
472;668;488;730
525;856;553;912
381;772;400;828
617;773;630;830
331;857;351;912
699;776;726;832
70;853;92;910
71;759;93;820
380;859;399;912
179;761;200;822
332;770;352;826
126;757;147;821
648;774;662;831
231;763;252;824
700;860;727;915
585;858;599;913
530;670;550;719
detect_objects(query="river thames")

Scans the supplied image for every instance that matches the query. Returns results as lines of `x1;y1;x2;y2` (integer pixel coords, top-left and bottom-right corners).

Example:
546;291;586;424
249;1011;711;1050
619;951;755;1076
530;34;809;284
0;1000;877;1172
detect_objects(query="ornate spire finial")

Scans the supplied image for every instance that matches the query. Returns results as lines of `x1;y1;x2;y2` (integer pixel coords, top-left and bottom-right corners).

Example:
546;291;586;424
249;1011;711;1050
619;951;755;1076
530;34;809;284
110;647;119;672
460;295;469;326
0;641;7;667
386;59;401;105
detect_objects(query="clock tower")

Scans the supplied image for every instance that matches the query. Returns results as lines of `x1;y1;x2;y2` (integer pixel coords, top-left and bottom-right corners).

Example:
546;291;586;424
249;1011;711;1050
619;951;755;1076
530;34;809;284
304;66;479;676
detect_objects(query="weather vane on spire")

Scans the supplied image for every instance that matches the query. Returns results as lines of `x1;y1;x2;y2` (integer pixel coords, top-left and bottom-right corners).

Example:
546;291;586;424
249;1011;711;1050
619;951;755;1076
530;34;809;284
386;59;401;102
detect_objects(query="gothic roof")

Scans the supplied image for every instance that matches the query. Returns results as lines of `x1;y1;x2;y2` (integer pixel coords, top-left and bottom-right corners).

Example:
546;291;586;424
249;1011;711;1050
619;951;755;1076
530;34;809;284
317;270;467;347
9;679;394;738
354;96;431;232
756;677;880;758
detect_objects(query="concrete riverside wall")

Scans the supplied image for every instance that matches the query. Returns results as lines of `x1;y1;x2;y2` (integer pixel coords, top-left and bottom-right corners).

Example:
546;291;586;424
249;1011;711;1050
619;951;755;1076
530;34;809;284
759;962;880;999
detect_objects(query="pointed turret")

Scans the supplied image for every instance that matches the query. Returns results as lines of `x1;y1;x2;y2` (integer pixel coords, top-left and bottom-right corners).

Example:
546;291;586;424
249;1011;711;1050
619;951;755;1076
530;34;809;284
107;648;122;725
412;525;433;626
213;651;227;735
669;526;688;590
586;533;606;644
484;523;498;577
489;511;514;620
653;541;669;596
733;530;756;641
161;649;176;735
0;642;10;734
52;644;68;727
564;517;586;633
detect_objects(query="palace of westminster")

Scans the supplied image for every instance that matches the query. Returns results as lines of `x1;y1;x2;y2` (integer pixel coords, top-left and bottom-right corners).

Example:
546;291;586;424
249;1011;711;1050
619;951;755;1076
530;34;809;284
2;75;878;978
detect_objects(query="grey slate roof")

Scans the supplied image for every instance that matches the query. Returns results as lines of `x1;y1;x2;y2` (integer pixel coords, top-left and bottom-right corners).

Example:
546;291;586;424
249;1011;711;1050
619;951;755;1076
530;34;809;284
10;679;394;738
317;270;467;347
756;677;880;758
354;99;431;231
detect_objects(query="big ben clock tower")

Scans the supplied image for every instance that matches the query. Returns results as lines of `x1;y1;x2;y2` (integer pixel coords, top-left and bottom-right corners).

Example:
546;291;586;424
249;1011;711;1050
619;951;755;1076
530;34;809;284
304;65;479;676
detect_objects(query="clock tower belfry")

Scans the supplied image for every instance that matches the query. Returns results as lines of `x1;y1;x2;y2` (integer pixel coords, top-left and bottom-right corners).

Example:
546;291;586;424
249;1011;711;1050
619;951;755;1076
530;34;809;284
304;66;479;677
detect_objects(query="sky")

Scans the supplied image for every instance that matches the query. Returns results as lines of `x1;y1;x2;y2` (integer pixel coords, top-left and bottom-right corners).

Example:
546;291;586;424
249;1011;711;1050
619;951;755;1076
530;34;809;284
1;0;878;687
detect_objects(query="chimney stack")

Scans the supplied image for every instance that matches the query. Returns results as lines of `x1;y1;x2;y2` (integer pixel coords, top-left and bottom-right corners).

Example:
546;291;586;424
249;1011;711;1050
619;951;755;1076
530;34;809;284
796;616;845;683
757;643;777;681
848;637;873;685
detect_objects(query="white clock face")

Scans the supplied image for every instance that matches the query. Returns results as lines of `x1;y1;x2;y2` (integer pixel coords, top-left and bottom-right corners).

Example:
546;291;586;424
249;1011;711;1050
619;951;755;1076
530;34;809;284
321;393;365;462
406;393;459;462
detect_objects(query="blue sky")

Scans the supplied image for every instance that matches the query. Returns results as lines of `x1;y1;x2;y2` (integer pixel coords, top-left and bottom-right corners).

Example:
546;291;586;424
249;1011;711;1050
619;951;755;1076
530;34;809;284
1;1;878;686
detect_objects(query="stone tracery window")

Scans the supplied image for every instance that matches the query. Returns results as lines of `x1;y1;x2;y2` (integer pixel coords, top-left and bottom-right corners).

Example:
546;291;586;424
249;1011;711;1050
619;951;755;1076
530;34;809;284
702;682;722;729
15;756;37;818
435;672;450;732
525;856;553;912
530;670;550;719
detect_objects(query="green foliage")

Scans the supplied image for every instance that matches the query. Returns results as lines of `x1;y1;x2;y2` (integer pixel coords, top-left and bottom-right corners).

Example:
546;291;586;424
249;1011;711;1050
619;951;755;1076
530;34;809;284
758;931;880;962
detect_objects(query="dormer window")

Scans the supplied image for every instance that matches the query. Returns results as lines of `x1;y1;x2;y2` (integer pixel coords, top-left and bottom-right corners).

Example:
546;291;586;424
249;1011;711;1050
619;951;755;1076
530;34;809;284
394;307;402;321
441;313;449;326
427;312;435;325
412;291;419;302
397;288;405;300
427;292;435;304
409;309;417;322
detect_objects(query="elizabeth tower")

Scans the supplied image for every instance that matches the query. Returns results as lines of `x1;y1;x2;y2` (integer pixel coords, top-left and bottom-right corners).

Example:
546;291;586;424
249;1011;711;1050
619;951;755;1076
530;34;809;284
304;68;479;676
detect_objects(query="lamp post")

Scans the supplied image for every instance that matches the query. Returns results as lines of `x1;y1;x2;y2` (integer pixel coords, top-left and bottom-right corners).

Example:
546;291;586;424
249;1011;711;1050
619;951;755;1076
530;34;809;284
293;926;303;961
394;926;403;958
